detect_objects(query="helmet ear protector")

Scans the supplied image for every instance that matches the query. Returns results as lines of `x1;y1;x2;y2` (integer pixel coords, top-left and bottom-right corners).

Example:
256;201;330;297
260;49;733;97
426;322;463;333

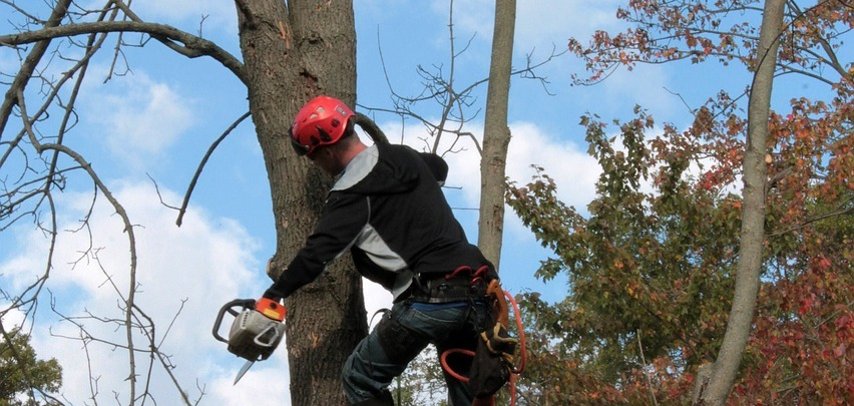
289;95;355;158
290;135;310;157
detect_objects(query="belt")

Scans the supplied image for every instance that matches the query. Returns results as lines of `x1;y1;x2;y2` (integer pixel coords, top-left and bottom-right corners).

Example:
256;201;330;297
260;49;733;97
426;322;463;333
408;265;493;303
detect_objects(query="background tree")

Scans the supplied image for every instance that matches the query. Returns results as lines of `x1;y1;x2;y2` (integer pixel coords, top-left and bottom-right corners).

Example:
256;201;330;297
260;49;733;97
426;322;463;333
0;1;364;404
507;93;850;404
506;0;851;403
478;0;516;268
0;328;62;405
508;107;745;404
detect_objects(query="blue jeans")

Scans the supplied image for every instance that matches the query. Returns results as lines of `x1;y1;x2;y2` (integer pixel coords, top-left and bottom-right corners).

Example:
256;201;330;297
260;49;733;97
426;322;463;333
342;299;489;405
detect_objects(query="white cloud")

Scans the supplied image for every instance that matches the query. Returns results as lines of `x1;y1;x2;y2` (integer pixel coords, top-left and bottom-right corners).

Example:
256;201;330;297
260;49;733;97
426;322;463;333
362;279;393;329
508;122;600;209
85;71;195;166
602;64;677;117
434;121;599;212
452;121;601;239
374;118;600;239
0;180;278;404
516;0;623;48
0;179;404;404
0;306;25;331
207;358;291;406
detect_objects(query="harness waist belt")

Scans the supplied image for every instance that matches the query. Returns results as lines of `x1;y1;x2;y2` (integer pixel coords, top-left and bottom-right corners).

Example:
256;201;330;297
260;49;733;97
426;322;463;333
409;273;488;303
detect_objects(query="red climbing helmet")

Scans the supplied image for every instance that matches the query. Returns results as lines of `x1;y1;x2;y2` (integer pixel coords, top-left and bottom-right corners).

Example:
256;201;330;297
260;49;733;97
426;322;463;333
290;95;355;158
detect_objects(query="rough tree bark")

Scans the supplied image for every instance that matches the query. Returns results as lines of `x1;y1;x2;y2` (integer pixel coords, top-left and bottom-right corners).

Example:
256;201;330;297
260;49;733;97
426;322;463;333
477;0;516;269
696;0;786;404
235;1;366;405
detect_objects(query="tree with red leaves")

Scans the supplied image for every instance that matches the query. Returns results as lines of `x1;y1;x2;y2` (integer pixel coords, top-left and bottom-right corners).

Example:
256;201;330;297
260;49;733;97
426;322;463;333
507;0;850;404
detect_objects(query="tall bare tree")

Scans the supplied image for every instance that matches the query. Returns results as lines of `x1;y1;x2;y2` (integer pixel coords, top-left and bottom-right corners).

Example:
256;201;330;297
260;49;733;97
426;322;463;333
477;0;516;269
0;1;364;404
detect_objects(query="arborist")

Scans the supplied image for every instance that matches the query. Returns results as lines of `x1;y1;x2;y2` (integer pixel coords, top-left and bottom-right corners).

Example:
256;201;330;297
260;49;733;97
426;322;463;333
264;95;502;405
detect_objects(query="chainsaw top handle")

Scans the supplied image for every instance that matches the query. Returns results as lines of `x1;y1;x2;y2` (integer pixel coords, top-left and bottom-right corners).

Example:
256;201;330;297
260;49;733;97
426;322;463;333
212;298;256;344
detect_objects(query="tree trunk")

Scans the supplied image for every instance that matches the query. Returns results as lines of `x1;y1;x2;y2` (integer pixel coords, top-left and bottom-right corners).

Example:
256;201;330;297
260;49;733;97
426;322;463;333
477;0;516;269
697;0;785;404
236;1;366;405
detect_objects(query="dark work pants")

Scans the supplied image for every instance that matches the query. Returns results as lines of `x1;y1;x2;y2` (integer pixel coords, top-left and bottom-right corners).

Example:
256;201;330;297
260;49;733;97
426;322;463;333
342;299;489;405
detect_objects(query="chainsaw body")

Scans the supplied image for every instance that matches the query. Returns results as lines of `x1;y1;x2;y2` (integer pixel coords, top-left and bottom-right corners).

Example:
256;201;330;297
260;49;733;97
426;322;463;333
213;298;286;362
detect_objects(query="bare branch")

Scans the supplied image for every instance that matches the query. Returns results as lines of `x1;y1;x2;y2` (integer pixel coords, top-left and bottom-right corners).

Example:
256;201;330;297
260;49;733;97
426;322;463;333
36;140;141;403
176;111;250;227
636;329;660;406
769;197;854;237
364;1;558;161
0;0;72;141
2;1;135;148
0;20;247;84
134;303;194;405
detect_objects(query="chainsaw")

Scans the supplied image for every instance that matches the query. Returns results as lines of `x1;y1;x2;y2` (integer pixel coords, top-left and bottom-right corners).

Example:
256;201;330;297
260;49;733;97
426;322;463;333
212;297;287;384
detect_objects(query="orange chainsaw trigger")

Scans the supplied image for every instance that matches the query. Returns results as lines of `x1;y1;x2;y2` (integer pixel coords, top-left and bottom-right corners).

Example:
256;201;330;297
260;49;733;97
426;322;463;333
255;297;287;321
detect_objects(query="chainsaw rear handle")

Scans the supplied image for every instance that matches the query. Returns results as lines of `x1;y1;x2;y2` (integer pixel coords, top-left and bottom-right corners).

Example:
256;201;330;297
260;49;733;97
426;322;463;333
212;298;256;344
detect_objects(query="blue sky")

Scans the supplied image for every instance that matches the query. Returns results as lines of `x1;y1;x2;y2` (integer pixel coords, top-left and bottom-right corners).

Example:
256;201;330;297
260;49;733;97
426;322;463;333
2;1;840;405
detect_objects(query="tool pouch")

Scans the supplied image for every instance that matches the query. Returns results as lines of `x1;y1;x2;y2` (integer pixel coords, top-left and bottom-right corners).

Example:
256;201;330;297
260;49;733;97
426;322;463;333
467;280;518;398
468;328;513;398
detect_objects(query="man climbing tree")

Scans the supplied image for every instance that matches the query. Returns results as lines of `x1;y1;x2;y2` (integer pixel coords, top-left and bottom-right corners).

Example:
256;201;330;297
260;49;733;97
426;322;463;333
265;95;514;405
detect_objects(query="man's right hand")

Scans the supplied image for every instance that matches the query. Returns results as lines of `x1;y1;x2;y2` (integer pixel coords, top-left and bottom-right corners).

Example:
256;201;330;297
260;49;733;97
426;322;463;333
264;260;289;299
262;283;285;300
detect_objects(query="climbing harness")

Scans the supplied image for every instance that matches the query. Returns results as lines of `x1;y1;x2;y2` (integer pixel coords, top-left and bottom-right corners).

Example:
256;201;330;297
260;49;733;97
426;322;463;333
439;269;528;406
372;264;528;405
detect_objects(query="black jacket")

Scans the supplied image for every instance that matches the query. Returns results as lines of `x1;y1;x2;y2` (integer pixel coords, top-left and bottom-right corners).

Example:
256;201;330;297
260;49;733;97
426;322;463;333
276;143;489;300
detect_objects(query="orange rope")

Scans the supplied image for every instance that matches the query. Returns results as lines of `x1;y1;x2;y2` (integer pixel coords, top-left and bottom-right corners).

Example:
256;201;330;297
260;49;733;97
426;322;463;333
506;290;526;375
439;348;475;383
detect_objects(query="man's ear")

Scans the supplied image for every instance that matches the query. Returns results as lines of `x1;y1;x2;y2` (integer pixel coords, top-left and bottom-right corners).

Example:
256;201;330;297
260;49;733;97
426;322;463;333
319;146;335;160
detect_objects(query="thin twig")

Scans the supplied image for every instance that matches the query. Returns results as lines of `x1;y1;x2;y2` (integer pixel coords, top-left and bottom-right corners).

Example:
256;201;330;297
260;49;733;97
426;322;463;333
147;173;181;211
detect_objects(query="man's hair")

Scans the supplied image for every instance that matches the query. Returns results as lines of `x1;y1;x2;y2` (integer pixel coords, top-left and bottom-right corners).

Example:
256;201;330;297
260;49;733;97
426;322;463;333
327;125;359;152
